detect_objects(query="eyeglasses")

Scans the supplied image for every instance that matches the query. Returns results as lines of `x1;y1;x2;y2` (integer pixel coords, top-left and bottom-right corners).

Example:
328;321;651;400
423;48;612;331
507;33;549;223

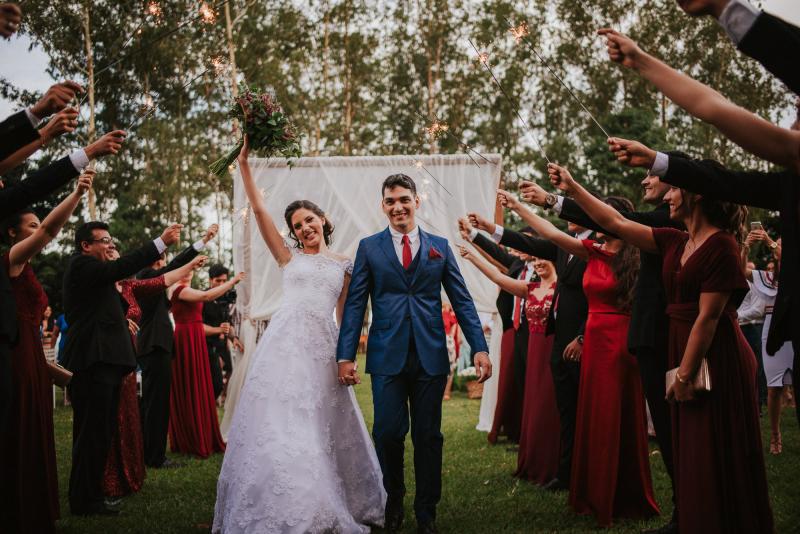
89;237;115;245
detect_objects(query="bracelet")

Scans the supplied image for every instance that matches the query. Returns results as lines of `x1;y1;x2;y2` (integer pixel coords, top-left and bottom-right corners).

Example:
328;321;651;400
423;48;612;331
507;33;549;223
676;371;689;384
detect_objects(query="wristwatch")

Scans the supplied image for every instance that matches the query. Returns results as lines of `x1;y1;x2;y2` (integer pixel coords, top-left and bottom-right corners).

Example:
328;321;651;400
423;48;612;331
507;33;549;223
769;241;778;250
544;193;557;210
577;335;584;345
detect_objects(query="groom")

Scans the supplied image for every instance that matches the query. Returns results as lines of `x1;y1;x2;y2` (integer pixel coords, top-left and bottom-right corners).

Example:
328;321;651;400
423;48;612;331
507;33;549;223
336;174;491;534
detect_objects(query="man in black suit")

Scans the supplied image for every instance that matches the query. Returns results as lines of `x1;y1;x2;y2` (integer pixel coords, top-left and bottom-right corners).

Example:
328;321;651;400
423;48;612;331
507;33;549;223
521;170;685;533
61;221;182;515
678;0;800;96
136;224;217;468
469;212;590;491
459;218;532;443
202;264;243;400
608;134;800;429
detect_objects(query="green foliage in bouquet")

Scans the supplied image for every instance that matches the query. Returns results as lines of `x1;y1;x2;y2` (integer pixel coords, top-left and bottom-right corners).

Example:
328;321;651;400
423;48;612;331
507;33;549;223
209;83;303;176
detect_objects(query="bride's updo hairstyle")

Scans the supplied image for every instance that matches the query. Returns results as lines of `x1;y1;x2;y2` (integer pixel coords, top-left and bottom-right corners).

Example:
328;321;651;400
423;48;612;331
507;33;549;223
284;200;335;248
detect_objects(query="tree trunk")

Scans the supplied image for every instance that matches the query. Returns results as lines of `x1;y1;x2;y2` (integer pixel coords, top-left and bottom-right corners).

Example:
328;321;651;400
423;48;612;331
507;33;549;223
81;2;97;219
342;0;353;156
224;1;239;98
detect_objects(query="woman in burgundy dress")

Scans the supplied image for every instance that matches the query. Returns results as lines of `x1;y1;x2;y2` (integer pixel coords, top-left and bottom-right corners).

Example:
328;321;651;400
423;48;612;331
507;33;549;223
498;189;659;527
1;173;94;533
459;247;561;485
552;164;774;533
168;269;244;457
102;249;207;497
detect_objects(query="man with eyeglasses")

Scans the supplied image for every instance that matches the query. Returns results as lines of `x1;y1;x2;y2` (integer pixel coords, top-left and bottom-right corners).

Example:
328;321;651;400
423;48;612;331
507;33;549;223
60;221;182;516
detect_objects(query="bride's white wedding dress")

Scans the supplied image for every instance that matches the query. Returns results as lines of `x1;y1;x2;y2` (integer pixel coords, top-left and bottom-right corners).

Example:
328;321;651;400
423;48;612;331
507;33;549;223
213;247;386;533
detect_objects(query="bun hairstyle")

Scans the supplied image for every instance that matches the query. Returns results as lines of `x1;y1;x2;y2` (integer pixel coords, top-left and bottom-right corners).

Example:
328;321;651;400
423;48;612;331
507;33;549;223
283;200;334;248
603;196;640;313
1;209;35;245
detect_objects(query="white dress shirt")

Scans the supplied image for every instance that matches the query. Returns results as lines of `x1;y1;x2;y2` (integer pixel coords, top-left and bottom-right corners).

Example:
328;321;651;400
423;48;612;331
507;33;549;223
717;0;759;45
22;107;89;172
388;225;420;265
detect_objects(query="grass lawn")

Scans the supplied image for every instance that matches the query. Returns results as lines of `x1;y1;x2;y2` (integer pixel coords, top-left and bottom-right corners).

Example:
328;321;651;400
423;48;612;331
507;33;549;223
51;357;800;533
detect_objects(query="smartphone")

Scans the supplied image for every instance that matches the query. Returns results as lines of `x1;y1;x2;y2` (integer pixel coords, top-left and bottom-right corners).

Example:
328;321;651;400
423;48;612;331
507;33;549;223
750;221;763;232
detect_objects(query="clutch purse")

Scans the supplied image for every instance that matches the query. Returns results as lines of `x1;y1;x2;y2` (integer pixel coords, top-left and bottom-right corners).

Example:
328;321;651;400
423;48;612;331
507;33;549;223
47;362;73;388
665;358;711;394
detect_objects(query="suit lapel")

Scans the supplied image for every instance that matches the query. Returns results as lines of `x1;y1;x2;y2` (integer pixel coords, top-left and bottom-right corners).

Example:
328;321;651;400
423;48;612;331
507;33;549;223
379;228;409;284
410;228;430;288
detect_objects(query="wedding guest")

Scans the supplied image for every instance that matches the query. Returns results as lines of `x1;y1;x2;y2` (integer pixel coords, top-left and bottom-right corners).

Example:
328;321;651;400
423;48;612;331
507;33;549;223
0;171;94;533
441;302;459;400
468;211;590;492
0;107;79;175
202;263;240;401
103;249;208;500
168;268;244;458
52;312;68;363
137;224;218;468
40;305;54;344
0;2;21;39
745;232;794;455
0;130;124;450
549;165;774;533
459;217;529;443
459;246;560;486
737;257;768;411
61;221;183;516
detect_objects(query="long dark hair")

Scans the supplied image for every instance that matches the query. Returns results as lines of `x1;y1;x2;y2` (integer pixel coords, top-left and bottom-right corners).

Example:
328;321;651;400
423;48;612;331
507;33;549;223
685;192;749;245
1;209;35;245
604;196;640;313
283;200;334;248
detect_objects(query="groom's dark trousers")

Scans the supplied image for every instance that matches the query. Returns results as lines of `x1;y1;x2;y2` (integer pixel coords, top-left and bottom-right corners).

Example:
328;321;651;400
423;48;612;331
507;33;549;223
371;341;447;526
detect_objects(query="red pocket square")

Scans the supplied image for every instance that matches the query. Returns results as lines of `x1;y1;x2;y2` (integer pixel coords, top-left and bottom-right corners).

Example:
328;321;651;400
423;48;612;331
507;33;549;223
429;247;443;259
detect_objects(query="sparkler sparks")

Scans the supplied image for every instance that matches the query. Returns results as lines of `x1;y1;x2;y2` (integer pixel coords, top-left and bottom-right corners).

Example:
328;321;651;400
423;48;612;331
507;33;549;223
146;1;163;19
476;51;489;65
199;2;216;24
211;56;227;76
424;120;449;140
509;21;529;44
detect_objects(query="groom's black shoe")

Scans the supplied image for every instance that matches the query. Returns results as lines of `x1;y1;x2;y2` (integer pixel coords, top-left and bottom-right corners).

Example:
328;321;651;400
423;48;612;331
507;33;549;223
418;521;439;534
385;499;404;533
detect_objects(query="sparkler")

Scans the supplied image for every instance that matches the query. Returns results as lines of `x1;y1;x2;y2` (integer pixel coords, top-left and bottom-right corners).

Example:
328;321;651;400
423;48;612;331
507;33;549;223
467;38;551;164
199;2;216;24
411;110;491;167
504;17;611;139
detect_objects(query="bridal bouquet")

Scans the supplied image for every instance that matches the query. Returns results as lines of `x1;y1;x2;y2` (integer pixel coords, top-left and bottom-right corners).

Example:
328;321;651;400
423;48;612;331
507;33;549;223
209;84;302;176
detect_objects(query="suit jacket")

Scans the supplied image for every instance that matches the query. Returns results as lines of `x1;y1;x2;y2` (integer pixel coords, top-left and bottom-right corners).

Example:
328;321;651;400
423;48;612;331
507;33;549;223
61;242;161;377
499;228;588;354
0;110;39;161
0;156;80;345
738;12;800;96
337;227;489;376
661;155;799;355
559;199;683;353
136;244;200;356
471;232;527;332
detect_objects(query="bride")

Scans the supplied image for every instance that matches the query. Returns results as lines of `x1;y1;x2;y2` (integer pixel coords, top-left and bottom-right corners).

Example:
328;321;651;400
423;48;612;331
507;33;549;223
213;137;386;533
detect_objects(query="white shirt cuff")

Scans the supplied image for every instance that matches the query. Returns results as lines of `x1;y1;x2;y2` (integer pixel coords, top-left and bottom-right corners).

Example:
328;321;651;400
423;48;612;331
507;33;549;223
153;237;168;254
25;108;43;127
68;149;90;172
650;151;669;177
468;228;478;241
193;239;205;251
491;225;504;243
718;0;759;45
552;195;565;215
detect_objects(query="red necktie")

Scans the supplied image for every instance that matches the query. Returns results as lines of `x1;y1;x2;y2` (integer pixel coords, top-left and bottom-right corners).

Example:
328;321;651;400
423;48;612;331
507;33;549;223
512;265;528;330
402;235;412;269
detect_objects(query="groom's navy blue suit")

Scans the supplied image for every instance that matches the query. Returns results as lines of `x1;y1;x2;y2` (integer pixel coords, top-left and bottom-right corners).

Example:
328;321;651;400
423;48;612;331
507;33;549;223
337;227;488;524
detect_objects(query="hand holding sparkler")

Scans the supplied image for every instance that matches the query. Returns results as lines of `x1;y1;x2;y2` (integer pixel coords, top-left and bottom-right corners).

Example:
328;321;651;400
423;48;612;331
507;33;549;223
598;29;646;71
31;82;84;119
607;137;658;168
547;163;578;195
39;107;79;144
84;130;127;160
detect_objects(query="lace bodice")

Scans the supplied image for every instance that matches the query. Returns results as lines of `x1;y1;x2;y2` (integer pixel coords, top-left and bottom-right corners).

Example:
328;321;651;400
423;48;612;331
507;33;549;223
278;247;353;320
526;281;554;334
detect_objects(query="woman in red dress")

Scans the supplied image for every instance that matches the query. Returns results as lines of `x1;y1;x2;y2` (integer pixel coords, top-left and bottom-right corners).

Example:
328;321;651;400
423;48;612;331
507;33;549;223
168;269;244;457
459;248;561;484
102;250;207;497
552;164;774;533
0;173;94;533
498;189;659;527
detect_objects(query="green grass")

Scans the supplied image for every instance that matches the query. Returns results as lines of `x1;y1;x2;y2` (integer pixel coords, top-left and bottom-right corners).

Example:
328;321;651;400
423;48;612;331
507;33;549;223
51;358;800;533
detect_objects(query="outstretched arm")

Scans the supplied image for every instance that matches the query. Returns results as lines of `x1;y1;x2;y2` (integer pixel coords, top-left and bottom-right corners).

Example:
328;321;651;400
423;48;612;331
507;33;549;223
176;272;245;303
547;163;659;254
238;135;292;266
496;189;588;260
457;244;527;298
600;28;800;174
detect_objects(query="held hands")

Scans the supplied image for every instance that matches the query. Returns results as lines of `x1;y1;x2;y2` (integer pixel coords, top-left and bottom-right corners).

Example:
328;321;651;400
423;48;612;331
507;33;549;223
457;217;473;241
338;360;361;386
31;81;84;118
203;223;219;244
597;29;645;70
518;180;548;206
467;212;494;233
160;223;183;246
0;3;22;39
74;169;95;196
607;137;657;168
496;189;521;210
84;130;127;159
547;163;577;194
39;107;79;143
474;352;492;383
562;336;583;362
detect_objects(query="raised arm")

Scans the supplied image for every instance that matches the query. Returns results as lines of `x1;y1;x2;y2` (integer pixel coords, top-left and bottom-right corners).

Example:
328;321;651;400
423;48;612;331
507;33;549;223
0;107;79;174
176;271;245;303
457;244;527;298
7;170;94;277
496;189;588;260
547;164;658;254
238;135;292;266
600;28;800;174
